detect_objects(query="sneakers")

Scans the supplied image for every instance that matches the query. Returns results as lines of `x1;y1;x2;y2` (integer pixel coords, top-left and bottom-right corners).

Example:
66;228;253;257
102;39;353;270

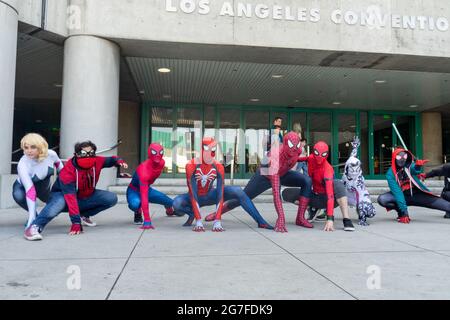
81;216;97;227
307;207;319;221
134;212;143;225
24;225;43;241
343;218;355;232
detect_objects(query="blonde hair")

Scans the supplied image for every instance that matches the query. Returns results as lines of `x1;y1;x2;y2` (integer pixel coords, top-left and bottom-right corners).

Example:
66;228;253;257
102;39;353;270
21;133;49;162
292;123;303;134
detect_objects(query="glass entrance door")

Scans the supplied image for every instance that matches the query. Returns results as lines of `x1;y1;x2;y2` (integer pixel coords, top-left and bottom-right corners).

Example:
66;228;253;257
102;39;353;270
218;108;242;178
336;113;357;175
244;110;270;176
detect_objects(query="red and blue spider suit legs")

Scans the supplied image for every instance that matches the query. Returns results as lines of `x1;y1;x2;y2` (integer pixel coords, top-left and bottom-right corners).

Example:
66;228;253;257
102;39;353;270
206;132;312;232
175;185;274;230
126;143;174;230
173;138;225;232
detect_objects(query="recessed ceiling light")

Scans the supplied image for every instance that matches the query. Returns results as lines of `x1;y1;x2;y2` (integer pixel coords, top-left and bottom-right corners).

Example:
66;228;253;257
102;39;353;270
139;90;145;95
250;98;260;102
53;84;63;88
271;75;284;79
375;80;387;84
294;99;299;103
409;105;419;108
332;101;341;105
163;94;172;99
158;68;171;73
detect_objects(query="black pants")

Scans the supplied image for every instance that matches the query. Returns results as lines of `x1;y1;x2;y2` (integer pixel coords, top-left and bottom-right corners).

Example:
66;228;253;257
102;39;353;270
282;180;347;209
378;190;450;214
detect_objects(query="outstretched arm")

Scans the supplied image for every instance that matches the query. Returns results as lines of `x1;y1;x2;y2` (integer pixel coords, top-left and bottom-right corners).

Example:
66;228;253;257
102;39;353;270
214;164;225;221
426;166;445;179
186;164;202;221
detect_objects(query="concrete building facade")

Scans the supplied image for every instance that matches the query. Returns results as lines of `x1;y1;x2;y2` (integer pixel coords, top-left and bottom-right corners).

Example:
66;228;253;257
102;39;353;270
1;0;449;207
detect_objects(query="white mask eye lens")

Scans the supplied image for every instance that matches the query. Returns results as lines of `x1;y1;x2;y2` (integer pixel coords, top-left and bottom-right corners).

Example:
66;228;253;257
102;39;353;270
322;152;328;157
160;150;164;155
203;145;209;151
211;147;217;152
151;150;157;155
314;150;319;156
288;140;294;148
403;154;408;159
297;142;301;148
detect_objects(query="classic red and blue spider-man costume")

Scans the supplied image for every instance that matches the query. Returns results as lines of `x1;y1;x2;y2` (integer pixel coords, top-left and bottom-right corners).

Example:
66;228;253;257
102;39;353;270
205;132;312;233
126;143;174;230
173;137;273;232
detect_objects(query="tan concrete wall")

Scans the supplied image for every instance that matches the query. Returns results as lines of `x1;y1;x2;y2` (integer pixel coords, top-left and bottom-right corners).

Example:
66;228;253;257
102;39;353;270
118;101;140;174
422;112;443;168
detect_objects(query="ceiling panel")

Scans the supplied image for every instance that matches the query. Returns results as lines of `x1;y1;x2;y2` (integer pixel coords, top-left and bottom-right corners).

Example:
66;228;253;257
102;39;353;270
127;57;450;112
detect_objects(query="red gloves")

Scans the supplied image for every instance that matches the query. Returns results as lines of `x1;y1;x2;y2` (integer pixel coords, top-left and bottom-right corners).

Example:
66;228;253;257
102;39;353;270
69;223;83;235
417;173;427;181
415;159;429;167
398;216;411;224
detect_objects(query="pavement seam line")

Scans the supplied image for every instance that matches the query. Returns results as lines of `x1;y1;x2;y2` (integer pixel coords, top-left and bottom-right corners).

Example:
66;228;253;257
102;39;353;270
359;228;450;259
230;213;359;300
105;229;145;300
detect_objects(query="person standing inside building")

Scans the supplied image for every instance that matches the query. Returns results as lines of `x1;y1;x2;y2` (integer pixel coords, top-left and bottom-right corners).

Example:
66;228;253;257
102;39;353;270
269;117;284;150
13;133;64;229
296;138;309;175
24;141;128;241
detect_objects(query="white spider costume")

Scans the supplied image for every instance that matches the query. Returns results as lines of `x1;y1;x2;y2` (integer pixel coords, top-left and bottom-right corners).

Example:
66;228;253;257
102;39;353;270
342;137;376;225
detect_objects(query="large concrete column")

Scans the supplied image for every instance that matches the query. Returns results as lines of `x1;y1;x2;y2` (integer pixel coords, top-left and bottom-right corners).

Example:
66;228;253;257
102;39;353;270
422;112;443;167
61;36;120;188
0;0;18;174
0;1;18;209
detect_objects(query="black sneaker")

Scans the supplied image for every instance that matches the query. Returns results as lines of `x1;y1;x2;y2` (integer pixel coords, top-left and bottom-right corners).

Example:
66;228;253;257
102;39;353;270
307;207;318;221
444;212;450;219
134;212;143;225
343;218;355;232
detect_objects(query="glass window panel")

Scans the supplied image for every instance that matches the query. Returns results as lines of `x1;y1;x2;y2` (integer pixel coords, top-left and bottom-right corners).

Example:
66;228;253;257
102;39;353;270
373;114;393;175
175;108;202;174
245;110;270;174
218;109;241;175
337;114;357;174
309;113;332;164
360;112;370;175
151;106;174;174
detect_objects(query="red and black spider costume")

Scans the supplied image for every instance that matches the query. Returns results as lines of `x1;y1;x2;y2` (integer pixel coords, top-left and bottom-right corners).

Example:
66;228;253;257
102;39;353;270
205;132;312;233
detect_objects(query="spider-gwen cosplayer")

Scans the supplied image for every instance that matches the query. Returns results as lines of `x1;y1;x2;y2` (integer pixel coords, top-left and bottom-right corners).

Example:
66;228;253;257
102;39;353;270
13;133;63;229
342;137;376;226
126;143;174;230
24;141;127;241
425;164;450;218
377;148;450;223
173;137;273;232
282;141;355;232
206;132;312;233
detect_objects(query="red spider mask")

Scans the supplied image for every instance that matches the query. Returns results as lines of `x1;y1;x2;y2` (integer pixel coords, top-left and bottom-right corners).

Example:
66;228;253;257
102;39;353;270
148;143;164;165
313;141;329;165
202;137;217;164
282;132;302;157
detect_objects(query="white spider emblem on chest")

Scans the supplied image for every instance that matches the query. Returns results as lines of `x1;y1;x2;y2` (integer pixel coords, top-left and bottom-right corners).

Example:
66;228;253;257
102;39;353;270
195;168;217;188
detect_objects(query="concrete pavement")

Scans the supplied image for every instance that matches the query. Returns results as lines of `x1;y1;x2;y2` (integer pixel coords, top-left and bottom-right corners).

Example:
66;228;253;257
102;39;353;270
1;203;450;300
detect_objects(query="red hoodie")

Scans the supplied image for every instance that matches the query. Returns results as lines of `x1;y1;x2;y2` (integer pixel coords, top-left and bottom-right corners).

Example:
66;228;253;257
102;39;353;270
52;156;124;224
